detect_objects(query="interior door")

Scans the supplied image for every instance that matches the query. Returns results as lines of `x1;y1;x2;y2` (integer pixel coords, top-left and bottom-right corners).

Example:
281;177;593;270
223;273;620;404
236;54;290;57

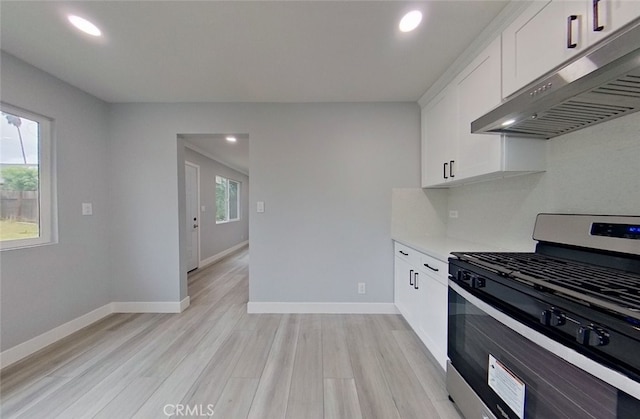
185;162;200;272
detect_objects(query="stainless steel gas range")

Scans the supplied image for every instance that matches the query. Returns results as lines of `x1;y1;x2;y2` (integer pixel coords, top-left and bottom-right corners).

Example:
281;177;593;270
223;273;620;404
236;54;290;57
447;214;640;419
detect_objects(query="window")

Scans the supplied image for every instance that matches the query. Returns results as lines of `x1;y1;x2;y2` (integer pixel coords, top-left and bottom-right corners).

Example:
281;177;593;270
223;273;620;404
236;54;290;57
0;104;55;249
216;176;240;223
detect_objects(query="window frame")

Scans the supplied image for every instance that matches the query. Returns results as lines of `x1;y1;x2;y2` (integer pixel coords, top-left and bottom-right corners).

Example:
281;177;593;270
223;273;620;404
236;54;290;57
215;175;241;224
0;103;56;250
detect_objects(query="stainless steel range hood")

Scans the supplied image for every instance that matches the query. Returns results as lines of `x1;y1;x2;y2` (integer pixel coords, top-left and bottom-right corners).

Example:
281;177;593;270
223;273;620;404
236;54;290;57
472;19;640;139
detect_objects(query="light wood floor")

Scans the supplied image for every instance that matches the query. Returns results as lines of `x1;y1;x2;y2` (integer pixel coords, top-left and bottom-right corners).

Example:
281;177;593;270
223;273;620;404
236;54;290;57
1;247;462;419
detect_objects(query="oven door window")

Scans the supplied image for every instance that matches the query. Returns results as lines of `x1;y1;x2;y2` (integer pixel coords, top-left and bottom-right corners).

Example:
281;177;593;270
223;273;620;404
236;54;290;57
448;287;626;419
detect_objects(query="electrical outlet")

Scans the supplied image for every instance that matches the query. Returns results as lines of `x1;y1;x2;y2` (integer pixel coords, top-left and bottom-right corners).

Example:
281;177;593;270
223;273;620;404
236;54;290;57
82;203;93;216
358;282;366;294
449;210;459;218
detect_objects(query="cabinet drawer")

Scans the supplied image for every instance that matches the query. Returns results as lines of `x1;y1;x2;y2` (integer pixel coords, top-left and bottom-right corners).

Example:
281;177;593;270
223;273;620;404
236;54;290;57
419;253;448;285
394;242;420;266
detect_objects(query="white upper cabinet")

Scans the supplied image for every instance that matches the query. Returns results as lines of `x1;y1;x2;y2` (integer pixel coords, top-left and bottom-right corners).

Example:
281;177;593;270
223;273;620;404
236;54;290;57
503;0;589;98
420;0;638;189
587;0;640;44
503;0;640;98
421;87;456;187
421;38;545;188
454;37;503;181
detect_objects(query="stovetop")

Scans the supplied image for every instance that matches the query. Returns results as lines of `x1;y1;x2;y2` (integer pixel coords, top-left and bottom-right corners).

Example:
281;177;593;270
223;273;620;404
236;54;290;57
451;251;640;321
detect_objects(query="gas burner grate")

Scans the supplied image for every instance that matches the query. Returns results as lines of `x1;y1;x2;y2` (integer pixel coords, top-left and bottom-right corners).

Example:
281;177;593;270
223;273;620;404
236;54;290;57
452;252;640;315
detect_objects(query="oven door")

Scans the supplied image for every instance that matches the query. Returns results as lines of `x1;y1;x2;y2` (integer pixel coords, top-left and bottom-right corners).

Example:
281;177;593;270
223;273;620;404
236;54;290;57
447;281;639;419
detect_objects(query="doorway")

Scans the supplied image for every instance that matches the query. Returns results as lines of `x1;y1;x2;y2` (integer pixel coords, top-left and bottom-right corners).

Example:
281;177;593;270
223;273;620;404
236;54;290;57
185;161;200;272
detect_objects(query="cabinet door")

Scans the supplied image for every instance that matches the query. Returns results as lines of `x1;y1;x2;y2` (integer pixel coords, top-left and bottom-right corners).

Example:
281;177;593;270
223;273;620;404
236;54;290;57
394;256;415;323
503;0;589;98
421;87;455;187
454;38;503;181
416;272;448;371
587;0;640;44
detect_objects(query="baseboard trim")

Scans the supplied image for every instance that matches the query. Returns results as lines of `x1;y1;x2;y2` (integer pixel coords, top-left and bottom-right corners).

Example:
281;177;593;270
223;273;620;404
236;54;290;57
1;296;191;370
199;241;248;268
180;296;191;312
111;298;189;314
0;303;113;369
247;302;399;314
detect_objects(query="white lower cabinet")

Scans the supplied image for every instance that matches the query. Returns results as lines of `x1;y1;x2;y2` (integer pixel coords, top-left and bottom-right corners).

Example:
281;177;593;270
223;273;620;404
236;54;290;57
394;242;448;371
394;254;416;324
394;243;421;326
418;274;447;370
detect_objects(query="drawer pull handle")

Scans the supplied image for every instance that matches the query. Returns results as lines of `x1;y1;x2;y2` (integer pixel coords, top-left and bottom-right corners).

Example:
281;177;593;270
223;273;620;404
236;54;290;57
409;269;414;286
424;263;439;272
443;162;448;179
414;272;419;290
593;0;604;32
567;15;578;49
399;250;408;256
449;160;455;178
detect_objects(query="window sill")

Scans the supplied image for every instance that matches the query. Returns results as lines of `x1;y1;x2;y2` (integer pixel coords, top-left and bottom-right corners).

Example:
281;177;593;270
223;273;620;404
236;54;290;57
0;238;57;251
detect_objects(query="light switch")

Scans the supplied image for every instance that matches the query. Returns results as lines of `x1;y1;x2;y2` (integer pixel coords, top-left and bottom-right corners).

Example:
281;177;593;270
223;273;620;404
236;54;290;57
257;201;265;213
82;203;93;216
201;205;206;212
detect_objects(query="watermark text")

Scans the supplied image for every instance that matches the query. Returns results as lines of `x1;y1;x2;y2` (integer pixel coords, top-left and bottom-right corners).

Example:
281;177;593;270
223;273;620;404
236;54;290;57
163;404;215;417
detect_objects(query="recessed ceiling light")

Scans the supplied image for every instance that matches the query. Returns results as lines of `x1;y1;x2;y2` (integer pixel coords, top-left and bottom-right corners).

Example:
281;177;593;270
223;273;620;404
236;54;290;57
501;119;516;127
399;10;422;33
226;136;237;143
68;15;102;37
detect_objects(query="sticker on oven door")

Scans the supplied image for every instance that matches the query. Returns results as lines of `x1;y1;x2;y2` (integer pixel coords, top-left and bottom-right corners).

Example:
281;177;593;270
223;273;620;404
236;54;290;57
488;354;525;419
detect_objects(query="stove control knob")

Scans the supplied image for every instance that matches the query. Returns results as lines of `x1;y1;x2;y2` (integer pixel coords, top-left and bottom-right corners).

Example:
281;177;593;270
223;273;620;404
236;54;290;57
470;276;486;289
576;325;610;347
457;271;485;288
540;309;566;326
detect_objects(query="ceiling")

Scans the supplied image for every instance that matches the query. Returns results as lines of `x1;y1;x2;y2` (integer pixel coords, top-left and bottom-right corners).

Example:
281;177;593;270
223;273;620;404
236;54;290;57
182;134;250;175
1;1;509;175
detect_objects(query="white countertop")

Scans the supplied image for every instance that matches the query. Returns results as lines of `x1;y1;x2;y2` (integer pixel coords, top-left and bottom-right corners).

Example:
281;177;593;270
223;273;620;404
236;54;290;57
392;234;510;262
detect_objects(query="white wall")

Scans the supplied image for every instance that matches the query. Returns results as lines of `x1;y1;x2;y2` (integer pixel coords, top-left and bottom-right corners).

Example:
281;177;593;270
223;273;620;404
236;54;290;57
445;111;640;251
108;105;185;302
249;104;420;303
108;102;420;305
183;147;249;263
0;53;111;351
0;57;420;352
